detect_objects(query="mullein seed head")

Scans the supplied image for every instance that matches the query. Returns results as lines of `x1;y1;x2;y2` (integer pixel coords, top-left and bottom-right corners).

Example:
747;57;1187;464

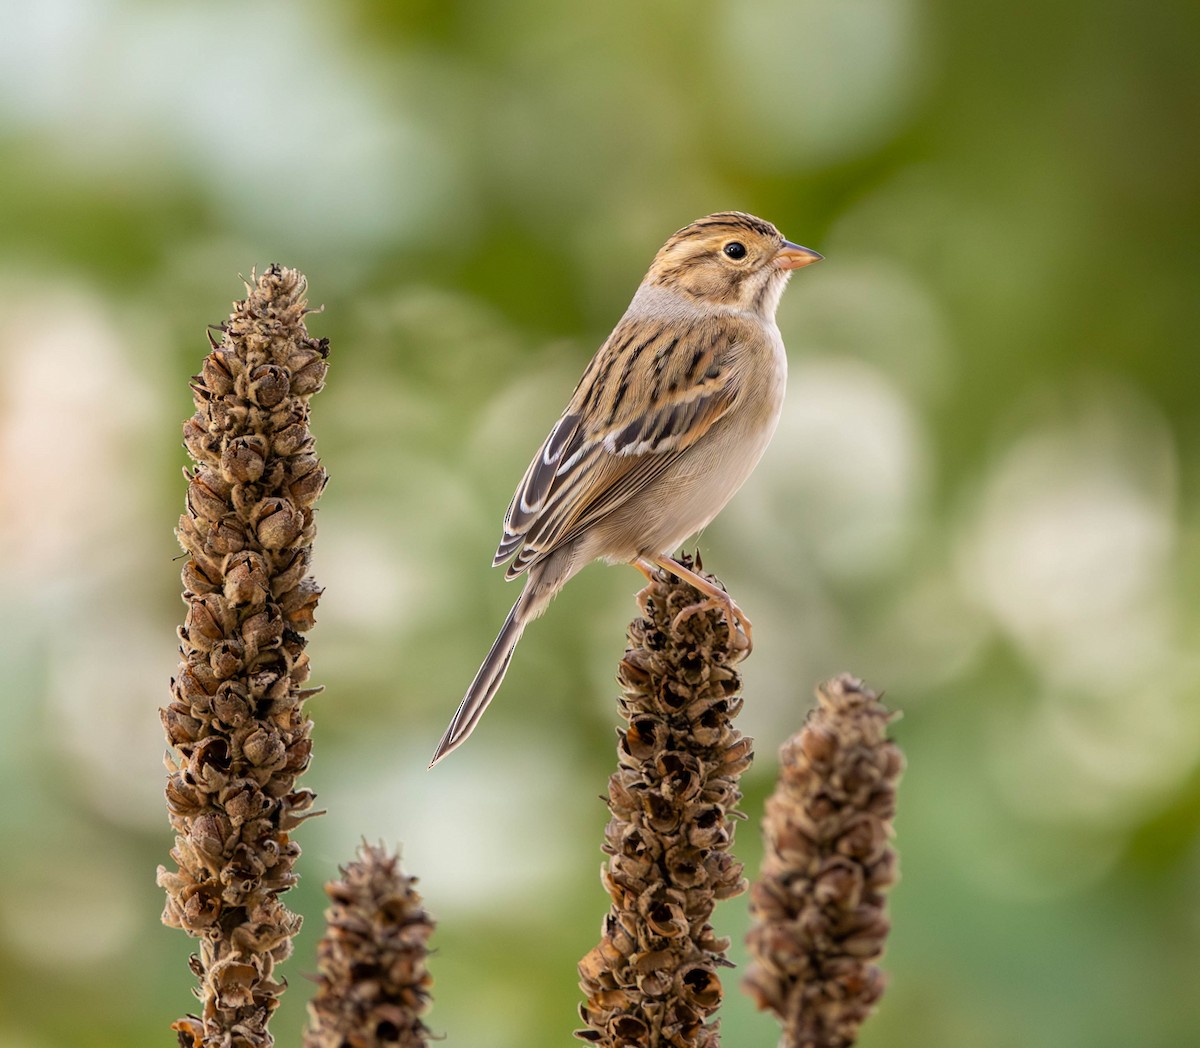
305;843;436;1048
744;675;903;1048
159;266;328;1048
577;557;753;1047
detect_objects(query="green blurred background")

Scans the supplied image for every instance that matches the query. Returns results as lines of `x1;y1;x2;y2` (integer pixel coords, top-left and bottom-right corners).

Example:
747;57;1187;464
2;0;1198;1045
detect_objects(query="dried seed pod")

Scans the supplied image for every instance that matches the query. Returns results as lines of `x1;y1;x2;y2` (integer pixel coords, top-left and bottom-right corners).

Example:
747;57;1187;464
221;435;269;484
577;556;751;1047
251;496;304;550
743;675;903;1048
158;266;328;1048
223;551;271;609
285;453;327;507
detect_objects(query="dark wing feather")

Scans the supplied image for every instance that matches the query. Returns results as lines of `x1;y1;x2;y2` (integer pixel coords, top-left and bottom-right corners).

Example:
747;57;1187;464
493;411;582;566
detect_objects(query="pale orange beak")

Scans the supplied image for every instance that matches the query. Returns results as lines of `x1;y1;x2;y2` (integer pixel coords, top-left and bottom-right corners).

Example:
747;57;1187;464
775;241;824;270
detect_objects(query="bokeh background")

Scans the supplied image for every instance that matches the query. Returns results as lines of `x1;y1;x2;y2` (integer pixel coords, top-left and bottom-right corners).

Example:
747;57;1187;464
2;0;1198;1045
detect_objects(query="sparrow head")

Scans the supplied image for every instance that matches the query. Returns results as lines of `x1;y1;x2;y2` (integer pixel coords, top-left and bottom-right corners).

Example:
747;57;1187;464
646;211;822;317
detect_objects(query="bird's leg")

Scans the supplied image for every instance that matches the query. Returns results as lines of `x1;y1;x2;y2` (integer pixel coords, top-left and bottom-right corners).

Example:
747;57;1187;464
633;558;658;581
647;554;753;651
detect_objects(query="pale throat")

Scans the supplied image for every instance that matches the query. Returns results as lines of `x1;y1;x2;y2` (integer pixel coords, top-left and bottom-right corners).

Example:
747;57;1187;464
630;275;787;324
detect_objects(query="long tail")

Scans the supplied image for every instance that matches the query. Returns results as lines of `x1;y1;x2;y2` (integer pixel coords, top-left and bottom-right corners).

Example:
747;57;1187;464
429;599;527;767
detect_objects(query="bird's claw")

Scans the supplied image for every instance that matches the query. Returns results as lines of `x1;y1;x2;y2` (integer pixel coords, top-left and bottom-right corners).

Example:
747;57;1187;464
671;597;753;653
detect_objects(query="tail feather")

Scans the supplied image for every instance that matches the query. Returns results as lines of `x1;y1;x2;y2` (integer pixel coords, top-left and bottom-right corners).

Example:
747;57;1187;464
429;601;527;767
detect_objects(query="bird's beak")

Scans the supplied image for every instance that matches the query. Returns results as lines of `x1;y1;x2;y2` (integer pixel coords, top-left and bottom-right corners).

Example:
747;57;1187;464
774;241;824;270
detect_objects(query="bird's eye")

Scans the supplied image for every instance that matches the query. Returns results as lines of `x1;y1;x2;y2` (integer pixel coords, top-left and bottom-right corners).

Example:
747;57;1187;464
723;241;747;260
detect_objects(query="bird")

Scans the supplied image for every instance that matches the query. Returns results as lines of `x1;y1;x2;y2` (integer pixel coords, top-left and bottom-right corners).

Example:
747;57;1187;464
430;211;822;767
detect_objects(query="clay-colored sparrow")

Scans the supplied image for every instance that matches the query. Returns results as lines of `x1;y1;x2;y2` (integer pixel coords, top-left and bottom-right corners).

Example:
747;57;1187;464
431;212;821;766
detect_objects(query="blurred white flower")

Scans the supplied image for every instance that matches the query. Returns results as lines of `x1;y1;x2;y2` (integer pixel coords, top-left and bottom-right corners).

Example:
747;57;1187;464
315;734;581;911
958;382;1200;829
958;384;1176;695
0;287;156;595
732;356;928;581
0;286;178;828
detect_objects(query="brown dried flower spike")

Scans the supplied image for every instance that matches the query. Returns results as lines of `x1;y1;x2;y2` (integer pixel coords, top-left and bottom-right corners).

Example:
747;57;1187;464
577;556;754;1048
158;266;329;1048
744;675;903;1048
305;843;436;1048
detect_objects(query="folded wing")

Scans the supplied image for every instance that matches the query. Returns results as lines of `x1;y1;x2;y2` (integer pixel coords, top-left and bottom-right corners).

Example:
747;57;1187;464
494;320;737;577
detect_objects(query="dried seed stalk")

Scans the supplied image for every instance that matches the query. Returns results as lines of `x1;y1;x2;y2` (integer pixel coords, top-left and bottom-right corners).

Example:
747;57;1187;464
305;843;435;1048
744;675;902;1048
577;556;753;1047
158;266;329;1047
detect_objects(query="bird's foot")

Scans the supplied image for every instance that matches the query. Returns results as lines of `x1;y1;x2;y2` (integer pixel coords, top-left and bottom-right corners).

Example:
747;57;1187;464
671;593;753;652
